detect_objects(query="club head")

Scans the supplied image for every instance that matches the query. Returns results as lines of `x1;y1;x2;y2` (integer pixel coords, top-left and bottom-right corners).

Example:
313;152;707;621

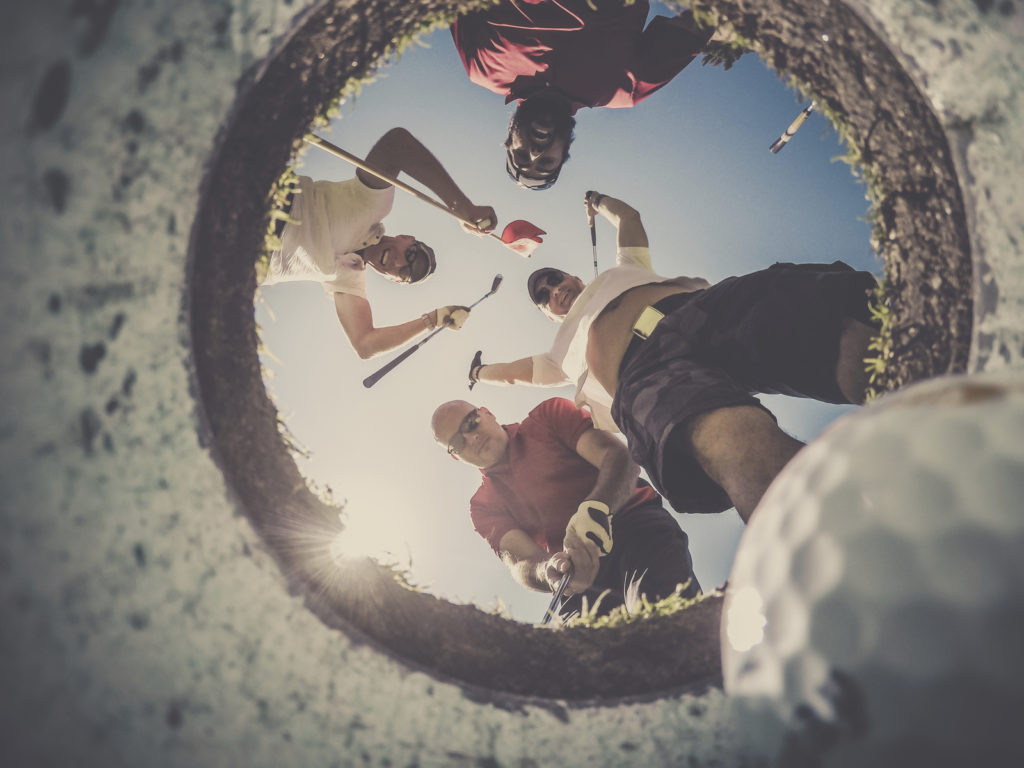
490;274;503;294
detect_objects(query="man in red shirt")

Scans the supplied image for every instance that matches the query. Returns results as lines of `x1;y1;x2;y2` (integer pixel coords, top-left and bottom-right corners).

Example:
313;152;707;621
431;396;701;618
451;0;731;189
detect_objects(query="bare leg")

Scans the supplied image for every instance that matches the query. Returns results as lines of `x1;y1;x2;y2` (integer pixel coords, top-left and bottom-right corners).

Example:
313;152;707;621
835;317;876;404
689;406;804;524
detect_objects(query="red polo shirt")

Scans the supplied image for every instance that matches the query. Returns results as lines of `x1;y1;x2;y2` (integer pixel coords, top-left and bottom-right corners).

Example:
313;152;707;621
451;0;711;112
470;398;659;555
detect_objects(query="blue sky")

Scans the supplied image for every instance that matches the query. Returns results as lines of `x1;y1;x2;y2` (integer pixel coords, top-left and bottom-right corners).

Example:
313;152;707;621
255;3;877;622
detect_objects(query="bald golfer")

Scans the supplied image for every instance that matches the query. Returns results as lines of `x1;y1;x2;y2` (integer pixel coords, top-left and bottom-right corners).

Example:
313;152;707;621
467;191;879;523
260;127;497;358
432;397;701;618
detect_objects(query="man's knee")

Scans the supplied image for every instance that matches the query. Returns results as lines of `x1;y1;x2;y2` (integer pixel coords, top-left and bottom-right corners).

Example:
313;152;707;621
687;405;803;517
836;317;876;404
688;405;794;460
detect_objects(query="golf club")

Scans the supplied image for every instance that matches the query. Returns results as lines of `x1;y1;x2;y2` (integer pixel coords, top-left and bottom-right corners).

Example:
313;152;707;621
541;561;575;626
362;274;503;388
590;219;598;278
769;103;814;153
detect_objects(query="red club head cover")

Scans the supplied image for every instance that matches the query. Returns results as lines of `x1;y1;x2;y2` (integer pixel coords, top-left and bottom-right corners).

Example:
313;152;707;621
500;220;545;257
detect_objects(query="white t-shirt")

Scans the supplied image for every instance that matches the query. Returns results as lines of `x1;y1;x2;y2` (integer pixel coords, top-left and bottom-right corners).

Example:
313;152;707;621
530;246;671;430
262;175;396;298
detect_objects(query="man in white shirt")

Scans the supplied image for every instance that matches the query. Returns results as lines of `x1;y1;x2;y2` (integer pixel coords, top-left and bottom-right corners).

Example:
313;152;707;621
468;192;878;523
262;127;497;359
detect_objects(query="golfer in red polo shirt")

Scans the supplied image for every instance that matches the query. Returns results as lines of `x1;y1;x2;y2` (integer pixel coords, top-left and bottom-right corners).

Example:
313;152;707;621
431;397;701;619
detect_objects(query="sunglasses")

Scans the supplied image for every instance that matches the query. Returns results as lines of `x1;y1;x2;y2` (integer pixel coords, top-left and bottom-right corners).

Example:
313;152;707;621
530;270;565;307
505;148;561;191
447;408;481;456
399;240;434;284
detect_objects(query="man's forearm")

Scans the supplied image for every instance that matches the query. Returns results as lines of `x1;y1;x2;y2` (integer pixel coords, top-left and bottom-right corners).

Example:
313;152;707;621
590;447;640;516
591;194;635;224
590;193;648;249
369;128;476;218
477;357;534;386
503;555;551;593
343;312;432;359
397;139;473;215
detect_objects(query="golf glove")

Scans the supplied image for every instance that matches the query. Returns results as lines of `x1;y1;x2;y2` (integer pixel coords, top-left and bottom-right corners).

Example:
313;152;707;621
565;500;612;557
435;305;470;329
467;350;484;390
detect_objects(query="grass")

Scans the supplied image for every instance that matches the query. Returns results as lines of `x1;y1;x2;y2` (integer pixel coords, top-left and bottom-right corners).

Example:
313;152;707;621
687;1;897;393
257;1;502;273
863;279;894;401
555;579;709;630
258;166;299;277
255;0;899;634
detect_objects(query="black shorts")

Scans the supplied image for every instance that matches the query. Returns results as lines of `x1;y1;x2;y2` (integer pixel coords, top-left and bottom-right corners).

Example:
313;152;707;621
610;261;878;514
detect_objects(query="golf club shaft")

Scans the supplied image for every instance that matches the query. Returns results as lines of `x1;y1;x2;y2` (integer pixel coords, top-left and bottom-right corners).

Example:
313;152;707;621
362;281;501;388
305;135;501;238
466;289;496;311
541;561;575;625
361;333;434;388
591;221;598;277
769;104;814;154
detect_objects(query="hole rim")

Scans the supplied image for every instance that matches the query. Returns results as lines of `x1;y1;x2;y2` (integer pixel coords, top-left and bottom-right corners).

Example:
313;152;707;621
187;0;971;702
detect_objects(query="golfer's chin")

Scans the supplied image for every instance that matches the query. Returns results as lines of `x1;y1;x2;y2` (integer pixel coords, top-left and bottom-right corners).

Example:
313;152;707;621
551;293;577;317
478;436;509;469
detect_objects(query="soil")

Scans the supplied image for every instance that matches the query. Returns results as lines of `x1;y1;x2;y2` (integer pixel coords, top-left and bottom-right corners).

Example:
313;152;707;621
189;0;972;701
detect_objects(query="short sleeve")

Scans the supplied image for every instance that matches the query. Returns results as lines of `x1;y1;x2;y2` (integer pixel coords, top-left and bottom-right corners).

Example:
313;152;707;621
322;252;368;297
529;398;593;451
470;489;518;556
531;353;570;385
616;246;652;270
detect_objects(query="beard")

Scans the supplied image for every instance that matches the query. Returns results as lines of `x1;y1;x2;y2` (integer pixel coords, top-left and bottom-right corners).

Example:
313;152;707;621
506;93;576;157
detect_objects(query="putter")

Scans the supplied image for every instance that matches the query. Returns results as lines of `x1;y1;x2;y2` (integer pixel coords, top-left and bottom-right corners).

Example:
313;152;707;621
362;274;503;388
541;561;575;626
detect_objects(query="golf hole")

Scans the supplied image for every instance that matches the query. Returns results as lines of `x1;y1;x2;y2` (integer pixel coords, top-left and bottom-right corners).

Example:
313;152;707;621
188;0;970;701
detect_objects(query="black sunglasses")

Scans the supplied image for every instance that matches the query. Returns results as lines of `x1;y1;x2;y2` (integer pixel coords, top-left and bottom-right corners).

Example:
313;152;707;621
400;240;435;284
530;270;564;307
505;148;561;191
447;408;481;455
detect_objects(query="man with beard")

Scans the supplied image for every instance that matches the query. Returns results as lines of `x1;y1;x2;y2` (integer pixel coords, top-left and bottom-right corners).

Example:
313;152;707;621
467;192;879;523
261;127;497;359
451;0;735;190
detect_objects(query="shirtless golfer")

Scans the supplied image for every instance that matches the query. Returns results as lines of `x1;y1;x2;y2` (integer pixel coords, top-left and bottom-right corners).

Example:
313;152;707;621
260;127;497;359
467;192;879;522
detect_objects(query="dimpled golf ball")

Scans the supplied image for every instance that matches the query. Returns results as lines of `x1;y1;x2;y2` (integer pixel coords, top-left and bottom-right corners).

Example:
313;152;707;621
721;373;1024;767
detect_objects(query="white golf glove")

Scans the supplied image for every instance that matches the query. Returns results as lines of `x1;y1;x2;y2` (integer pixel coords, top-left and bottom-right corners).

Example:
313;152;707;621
564;500;612;557
435;305;470;329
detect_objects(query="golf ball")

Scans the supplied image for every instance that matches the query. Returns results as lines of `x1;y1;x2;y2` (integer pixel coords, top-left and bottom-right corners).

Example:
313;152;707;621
721;373;1024;767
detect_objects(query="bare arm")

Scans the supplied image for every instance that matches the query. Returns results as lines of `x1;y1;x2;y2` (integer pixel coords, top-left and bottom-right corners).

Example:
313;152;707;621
557;427;642;594
334;292;435;359
585;193;648;249
573;427;641;516
476;356;534;386
360;127;496;232
497;529;559;593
